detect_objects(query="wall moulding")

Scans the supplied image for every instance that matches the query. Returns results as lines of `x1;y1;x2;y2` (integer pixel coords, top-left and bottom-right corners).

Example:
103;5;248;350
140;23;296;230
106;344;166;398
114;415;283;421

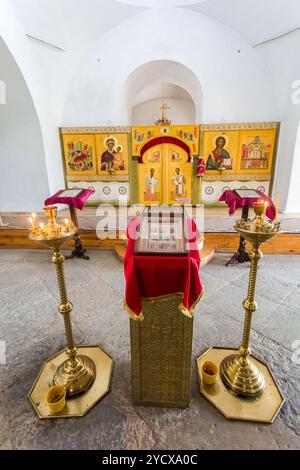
200;122;278;131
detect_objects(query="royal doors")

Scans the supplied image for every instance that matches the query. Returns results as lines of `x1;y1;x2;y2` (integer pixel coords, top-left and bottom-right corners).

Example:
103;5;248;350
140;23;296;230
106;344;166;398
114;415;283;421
138;141;192;205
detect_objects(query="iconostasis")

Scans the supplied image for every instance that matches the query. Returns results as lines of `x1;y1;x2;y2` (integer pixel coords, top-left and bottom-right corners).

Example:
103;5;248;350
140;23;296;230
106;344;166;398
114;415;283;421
61;127;132;205
200;122;278;204
60;122;278;206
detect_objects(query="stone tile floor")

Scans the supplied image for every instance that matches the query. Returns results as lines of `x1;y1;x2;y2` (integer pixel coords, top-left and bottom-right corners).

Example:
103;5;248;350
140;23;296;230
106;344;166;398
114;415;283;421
0;249;299;450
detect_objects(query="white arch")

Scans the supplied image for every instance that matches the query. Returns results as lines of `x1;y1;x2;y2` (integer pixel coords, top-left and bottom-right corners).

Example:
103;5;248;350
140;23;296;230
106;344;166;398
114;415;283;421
63;7;277;125
0;38;48;211
124;60;202;124
0;0;64;197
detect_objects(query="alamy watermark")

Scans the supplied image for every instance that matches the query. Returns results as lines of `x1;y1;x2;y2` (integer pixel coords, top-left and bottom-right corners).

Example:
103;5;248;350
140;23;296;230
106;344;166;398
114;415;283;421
95;203;204;251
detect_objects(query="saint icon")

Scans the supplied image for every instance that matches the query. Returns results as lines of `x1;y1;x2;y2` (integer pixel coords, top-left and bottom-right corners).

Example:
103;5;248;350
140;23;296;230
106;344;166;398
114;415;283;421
206;136;232;170
172;167;186;198
145;168;158;202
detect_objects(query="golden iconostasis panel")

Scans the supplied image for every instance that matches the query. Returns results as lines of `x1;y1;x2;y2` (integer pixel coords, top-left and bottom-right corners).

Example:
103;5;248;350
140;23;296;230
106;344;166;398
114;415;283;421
201;124;278;179
61;128;131;181
202;131;239;175
165;143;192;204
237;128;277;175
62;134;97;176
138;143;192;205
95;133;129;176
138;144;162;205
132;125;200;157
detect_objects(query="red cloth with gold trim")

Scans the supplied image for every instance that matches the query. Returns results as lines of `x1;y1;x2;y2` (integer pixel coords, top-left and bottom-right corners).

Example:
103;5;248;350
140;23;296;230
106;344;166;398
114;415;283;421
219;190;276;220
124;217;203;321
45;188;95;210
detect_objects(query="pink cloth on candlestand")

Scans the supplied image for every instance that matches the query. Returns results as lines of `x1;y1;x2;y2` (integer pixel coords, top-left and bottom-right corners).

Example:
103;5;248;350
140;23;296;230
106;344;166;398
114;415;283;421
219;190;276;220
44;188;95;210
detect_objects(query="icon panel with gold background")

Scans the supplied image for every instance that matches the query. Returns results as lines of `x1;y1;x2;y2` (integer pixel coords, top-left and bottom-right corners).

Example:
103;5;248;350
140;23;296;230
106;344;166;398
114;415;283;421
95;133;129;176
237;128;277;175
202;131;239;174
62;134;97;176
138;143;192;205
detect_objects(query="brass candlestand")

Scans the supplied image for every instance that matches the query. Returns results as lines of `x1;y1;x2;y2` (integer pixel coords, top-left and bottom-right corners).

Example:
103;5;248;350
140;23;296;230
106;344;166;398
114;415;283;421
28;206;113;419
197;205;285;423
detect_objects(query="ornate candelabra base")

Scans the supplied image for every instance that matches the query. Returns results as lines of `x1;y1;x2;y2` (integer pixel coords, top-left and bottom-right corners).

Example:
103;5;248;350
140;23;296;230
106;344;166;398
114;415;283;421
220;350;265;397
197;347;284;423
197;214;285;423
53;354;96;396
29;346;113;419
28;206;113;418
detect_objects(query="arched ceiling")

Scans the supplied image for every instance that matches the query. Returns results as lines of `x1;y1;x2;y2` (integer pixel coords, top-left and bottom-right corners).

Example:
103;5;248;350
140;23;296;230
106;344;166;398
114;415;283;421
11;0;144;50
188;0;300;45
115;0;204;6
136;83;193;106
10;0;300;49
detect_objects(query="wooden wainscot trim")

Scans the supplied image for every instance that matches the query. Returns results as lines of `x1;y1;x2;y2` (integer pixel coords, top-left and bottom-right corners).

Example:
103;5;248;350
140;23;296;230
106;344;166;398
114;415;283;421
1;229;300;254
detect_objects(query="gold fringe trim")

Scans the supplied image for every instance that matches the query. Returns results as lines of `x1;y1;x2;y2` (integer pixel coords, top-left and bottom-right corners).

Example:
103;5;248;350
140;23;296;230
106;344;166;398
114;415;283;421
124;289;204;322
123;301;144;321
179;290;204;319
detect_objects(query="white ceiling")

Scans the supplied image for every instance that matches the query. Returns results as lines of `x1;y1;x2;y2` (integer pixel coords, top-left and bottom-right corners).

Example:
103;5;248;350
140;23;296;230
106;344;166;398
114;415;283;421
115;0;204;6
135;82;193;105
11;0;144;51
187;0;300;45
10;0;300;50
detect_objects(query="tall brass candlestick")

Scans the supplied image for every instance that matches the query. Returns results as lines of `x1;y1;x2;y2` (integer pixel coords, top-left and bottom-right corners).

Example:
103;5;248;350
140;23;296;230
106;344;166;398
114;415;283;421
29;206;95;396
220;214;281;397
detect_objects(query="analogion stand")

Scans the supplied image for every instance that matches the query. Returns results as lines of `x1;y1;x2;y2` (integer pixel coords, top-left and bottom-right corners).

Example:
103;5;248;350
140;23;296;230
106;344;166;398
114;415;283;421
219;189;276;267
124;213;203;408
45;187;95;260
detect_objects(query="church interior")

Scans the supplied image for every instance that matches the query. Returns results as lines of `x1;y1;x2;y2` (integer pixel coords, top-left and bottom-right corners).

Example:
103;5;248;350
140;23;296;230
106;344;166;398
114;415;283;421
0;0;300;452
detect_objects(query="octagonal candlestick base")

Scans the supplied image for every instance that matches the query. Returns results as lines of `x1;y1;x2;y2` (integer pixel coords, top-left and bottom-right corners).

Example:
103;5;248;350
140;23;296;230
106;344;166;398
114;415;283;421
220;218;281;398
197;216;285;423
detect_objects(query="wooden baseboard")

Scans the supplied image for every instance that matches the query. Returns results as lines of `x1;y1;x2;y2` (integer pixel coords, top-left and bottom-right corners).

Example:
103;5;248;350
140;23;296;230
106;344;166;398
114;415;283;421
0;229;299;254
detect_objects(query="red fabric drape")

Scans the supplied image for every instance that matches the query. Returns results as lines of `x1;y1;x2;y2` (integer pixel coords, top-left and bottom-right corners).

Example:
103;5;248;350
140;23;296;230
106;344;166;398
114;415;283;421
219;190;276;220
45;188;95;210
124;218;203;320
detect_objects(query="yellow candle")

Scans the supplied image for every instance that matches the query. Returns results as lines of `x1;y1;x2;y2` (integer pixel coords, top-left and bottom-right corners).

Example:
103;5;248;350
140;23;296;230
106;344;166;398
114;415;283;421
39;222;44;232
64;219;70;229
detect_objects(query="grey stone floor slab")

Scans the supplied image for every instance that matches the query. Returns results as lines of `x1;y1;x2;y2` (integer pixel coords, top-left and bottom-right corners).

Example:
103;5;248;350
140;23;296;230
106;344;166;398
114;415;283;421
0;249;299;449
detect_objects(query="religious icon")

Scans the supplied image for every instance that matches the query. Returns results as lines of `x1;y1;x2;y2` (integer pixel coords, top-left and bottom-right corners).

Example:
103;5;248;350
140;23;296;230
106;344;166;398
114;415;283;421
170;151;182;162
62;134;97;176
98;134;127;175
101;136;117;172
241;136;270;170
172;167;186;198
145;168;159;202
67;140;94;171
206;136;233;170
113;144;125;171
147;151;161;162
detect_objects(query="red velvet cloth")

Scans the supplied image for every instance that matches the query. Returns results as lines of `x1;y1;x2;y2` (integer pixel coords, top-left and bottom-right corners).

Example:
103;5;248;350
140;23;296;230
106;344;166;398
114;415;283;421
219;190;276;220
44;188;95;210
124;217;203;320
